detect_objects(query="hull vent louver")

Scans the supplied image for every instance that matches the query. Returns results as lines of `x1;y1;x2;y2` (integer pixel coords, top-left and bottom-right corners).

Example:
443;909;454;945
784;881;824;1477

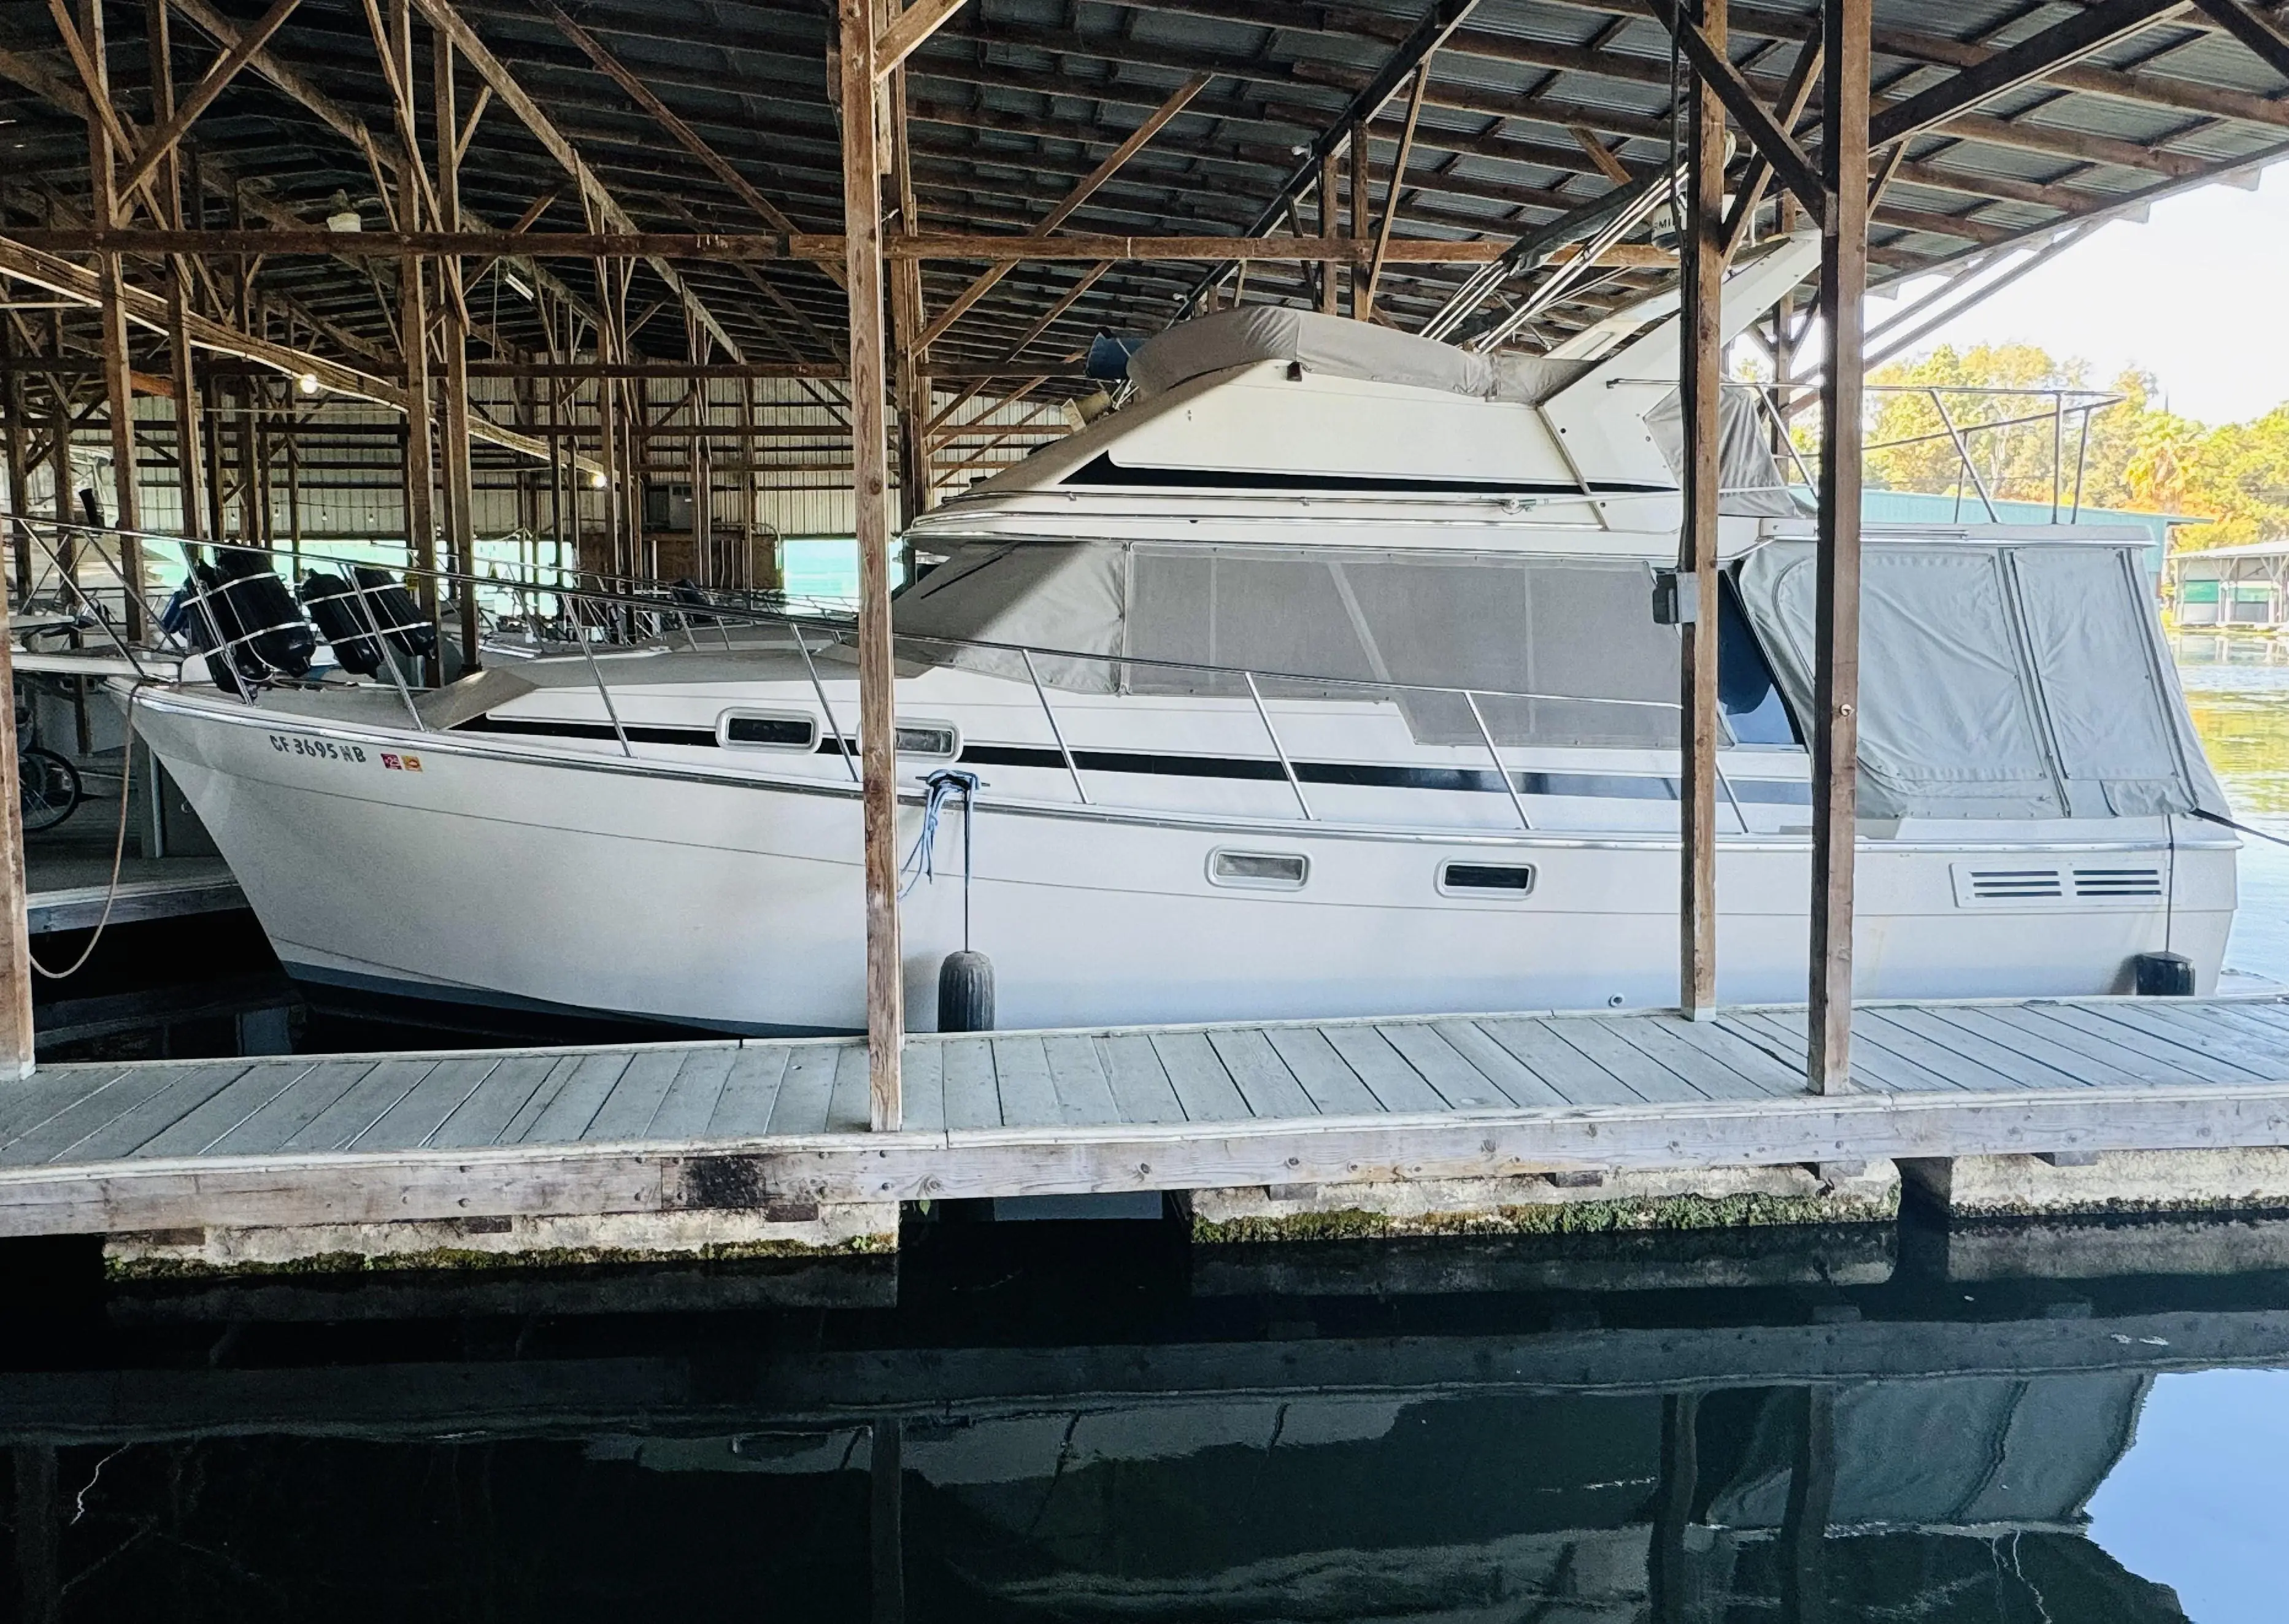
1951;863;2166;907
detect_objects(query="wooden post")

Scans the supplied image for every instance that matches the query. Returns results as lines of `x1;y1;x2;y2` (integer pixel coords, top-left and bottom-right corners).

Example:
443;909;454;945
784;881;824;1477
437;34;479;675
2;322;29;598
1317;150;1339;316
841;0;902;1131
82;0;144;636
0;614;34;1081
402;258;441;682
1809;0;1870;1095
1677;0;1726;1022
889;64;930;531
1347;120;1368;320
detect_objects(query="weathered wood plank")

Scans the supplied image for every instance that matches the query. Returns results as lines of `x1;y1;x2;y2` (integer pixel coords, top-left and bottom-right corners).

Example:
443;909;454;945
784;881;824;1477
208;1061;382;1156
1096;1033;1187;1125
8;1063;253;1165
1543;1018;1709;1104
582;1050;696;1141
0;1067;135;1147
433;1056;569;1148
989;1035;1063;1129
1652;1015;1823;1097
2200;1002;2289;1056
1429;1020;1571;1109
2025;1003;2269;1086
826;1044;874;1133
900;1041;948;1135
2091;1001;2289;1077
491;1055;586;1146
1263;1026;1387;1115
357;1058;512;1151
1596;1017;1773;1101
1842;1010;1998;1092
1737;1008;1956;1096
643;1049;741;1139
1378;1023;1510;1110
1149;1031;1252;1122
766;1044;844;1136
280;1059;438;1153
1480;1018;1647;1106
1041;1034;1121;1126
1207;1028;1319;1120
939;1037;1002;1131
520;1052;639;1143
133;1061;326;1158
706;1045;795;1137
1923;1006;2137;1087
1319;1025;1447;1114
1866;1007;2089;1091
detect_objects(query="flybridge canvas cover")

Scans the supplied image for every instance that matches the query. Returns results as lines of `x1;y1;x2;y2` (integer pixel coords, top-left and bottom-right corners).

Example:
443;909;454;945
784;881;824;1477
1125;307;1592;404
1737;539;2226;820
1641;387;1801;518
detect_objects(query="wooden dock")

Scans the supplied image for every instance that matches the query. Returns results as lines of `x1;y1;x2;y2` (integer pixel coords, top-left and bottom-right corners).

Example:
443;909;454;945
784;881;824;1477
5;993;2289;1262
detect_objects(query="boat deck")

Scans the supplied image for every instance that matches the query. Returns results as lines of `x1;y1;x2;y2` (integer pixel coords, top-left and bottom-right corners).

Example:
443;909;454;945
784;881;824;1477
4;995;2289;1241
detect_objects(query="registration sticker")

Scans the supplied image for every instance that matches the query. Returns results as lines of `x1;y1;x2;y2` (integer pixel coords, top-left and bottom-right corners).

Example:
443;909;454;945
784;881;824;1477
380;752;424;772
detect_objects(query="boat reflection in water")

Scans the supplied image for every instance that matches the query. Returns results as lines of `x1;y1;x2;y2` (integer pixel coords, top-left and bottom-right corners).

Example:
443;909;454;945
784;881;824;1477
2;1216;2270;1620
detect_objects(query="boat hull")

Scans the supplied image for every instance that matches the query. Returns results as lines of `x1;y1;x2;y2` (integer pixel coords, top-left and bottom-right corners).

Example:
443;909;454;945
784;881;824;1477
131;690;2237;1033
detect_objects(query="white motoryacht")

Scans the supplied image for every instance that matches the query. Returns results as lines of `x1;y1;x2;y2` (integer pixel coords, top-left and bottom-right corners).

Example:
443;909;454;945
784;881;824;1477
118;237;2234;1033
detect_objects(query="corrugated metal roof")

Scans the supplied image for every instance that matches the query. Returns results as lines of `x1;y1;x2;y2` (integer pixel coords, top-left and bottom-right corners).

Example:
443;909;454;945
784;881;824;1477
0;0;2282;387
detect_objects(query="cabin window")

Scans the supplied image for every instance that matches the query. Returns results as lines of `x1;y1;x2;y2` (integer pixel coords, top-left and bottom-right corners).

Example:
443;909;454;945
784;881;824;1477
1207;849;1309;890
1717;574;1798;746
1437;861;1536;896
720;710;818;750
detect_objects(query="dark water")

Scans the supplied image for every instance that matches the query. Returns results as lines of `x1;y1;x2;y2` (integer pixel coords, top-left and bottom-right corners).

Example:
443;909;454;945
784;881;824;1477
7;649;2289;1622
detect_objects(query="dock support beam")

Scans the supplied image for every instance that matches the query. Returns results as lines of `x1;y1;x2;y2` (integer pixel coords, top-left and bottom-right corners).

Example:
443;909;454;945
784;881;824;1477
1677;0;1726;1023
1809;0;1870;1095
0;622;33;1081
843;0;903;1130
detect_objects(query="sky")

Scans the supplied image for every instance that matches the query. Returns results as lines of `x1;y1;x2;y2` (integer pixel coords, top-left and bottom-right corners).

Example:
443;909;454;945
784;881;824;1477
1875;161;2289;426
2085;1367;2289;1622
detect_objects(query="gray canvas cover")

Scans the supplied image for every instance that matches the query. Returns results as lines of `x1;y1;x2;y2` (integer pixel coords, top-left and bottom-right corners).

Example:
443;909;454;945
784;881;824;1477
1641;385;1802;517
1126;307;1591;404
894;541;1126;693
1737;539;2225;820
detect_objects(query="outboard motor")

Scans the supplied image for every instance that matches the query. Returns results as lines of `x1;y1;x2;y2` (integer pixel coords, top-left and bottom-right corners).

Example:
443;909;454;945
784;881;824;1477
352;565;437;660
212;548;317;677
297;571;387;677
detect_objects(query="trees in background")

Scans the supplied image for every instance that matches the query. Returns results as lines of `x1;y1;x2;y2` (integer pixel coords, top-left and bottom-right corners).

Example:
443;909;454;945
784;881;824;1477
1856;344;2289;550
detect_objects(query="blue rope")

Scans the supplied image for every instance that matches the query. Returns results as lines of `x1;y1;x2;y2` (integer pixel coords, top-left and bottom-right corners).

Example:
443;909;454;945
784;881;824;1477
900;769;983;914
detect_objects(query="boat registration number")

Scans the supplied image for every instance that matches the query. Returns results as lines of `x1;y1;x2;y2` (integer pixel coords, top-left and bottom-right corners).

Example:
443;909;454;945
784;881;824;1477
266;733;420;772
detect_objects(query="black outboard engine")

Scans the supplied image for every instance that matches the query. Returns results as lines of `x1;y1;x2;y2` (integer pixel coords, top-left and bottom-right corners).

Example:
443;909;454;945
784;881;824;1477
297;571;387;677
353;565;437;660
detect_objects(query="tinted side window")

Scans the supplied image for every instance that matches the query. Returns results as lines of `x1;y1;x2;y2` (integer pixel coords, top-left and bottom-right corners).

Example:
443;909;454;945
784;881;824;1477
1718;574;1799;746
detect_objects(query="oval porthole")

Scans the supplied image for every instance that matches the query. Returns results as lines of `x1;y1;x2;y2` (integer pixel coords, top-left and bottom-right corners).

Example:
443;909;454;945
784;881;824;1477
1438;860;1535;898
1209;849;1309;891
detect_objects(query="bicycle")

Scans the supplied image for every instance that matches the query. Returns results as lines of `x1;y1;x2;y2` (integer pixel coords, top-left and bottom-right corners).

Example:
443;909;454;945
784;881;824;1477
13;682;83;834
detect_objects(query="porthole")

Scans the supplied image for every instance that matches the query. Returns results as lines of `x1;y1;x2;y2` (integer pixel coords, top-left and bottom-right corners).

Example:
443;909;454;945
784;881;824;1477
1208;849;1309;891
720;710;818;750
1438;860;1536;898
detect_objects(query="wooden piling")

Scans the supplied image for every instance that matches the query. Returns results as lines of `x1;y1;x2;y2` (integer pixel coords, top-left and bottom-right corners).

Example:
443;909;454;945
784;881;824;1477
842;0;903;1130
1810;0;1871;1095
1677;0;1726;1023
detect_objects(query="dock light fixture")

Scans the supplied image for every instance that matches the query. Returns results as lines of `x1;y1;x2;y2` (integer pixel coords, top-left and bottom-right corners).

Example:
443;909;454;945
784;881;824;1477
589;470;609;489
296;372;321;396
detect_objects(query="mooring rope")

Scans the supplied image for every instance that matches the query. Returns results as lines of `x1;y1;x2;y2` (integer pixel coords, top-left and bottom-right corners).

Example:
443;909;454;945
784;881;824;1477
2190;806;2289;850
28;680;153;981
899;769;984;950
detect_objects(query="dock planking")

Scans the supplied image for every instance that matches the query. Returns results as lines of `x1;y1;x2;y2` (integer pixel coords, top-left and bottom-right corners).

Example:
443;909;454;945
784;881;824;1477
3;995;2289;1241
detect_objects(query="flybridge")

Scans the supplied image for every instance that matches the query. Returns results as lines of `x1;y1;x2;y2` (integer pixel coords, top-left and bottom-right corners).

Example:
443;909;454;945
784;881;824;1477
922;234;1825;538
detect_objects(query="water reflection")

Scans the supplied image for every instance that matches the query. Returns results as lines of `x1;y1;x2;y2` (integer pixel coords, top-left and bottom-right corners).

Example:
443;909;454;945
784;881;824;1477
4;1220;2287;1622
2176;639;2289;982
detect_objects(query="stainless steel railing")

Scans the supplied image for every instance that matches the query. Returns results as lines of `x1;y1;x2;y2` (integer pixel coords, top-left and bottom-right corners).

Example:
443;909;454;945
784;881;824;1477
8;514;1759;836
